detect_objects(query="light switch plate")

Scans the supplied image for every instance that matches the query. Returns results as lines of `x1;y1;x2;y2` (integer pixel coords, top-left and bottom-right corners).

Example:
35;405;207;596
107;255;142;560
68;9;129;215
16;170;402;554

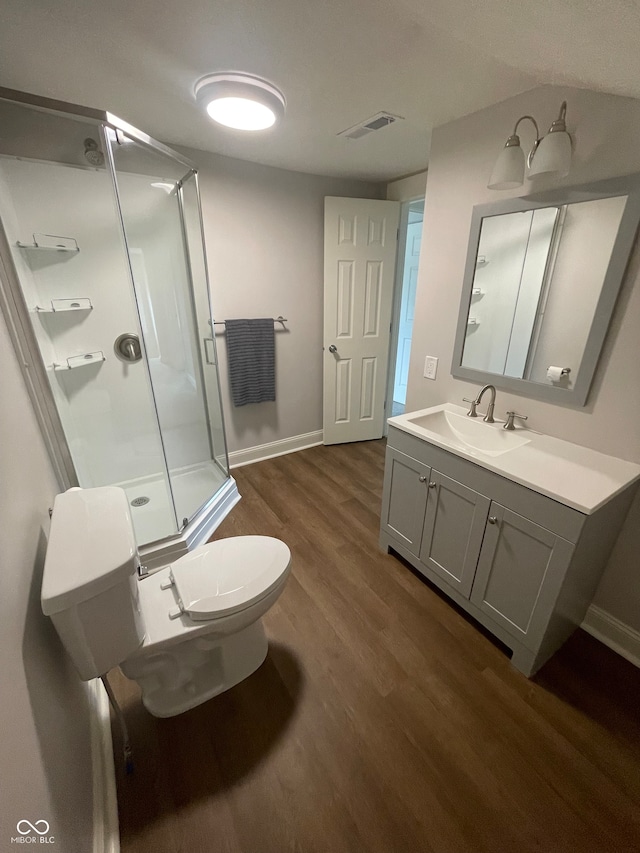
424;356;438;380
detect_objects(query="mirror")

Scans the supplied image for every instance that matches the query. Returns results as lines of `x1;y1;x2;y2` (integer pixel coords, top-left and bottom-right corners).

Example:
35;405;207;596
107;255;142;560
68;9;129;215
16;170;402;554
452;175;640;406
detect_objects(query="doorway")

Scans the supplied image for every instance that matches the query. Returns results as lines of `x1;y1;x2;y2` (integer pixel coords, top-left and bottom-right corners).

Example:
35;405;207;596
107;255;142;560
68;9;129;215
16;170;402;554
388;198;424;417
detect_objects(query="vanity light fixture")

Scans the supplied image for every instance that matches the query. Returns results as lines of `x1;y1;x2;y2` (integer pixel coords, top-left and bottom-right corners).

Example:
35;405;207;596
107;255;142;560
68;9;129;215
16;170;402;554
488;102;572;190
194;72;286;131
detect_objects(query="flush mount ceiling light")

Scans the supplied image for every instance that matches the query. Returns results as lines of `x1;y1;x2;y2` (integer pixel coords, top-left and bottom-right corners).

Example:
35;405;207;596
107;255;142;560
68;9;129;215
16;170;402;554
488;102;572;190
194;72;286;131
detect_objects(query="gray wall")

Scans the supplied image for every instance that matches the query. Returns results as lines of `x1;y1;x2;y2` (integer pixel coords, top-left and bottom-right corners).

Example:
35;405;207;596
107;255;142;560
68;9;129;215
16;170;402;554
0;307;94;850
180;147;383;454
406;84;640;631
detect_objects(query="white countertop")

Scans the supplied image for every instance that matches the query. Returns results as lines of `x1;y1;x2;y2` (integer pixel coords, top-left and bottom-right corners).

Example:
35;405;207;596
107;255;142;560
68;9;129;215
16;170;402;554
388;403;640;515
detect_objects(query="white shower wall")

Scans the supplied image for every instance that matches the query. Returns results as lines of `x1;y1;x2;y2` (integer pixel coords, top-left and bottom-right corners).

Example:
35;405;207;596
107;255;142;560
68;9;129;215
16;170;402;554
0;158;168;487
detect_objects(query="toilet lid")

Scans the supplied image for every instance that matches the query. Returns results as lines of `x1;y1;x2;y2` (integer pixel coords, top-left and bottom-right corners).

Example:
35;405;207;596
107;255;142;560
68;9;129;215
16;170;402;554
169;536;291;621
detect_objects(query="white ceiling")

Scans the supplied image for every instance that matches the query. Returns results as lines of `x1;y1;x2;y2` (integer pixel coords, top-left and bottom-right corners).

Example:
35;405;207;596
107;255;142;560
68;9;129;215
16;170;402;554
2;0;640;182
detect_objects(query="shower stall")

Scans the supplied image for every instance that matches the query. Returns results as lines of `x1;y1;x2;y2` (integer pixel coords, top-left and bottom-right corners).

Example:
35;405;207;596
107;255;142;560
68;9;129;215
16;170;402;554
0;88;238;565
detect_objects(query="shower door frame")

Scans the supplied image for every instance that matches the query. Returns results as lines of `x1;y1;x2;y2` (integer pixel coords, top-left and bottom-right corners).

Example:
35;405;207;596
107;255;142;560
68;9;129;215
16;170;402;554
176;168;232;481
0;86;239;570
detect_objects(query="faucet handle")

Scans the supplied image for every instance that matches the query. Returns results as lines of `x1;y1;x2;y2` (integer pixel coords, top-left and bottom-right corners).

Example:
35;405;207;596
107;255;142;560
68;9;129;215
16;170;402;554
463;398;478;417
504;411;528;430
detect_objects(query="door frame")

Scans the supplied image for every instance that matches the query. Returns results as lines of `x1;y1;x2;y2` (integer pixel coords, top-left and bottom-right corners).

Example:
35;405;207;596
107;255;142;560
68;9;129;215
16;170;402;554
384;195;424;433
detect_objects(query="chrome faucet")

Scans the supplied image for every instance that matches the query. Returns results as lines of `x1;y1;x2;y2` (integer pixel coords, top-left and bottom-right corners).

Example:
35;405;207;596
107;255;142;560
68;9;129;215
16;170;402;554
463;384;496;423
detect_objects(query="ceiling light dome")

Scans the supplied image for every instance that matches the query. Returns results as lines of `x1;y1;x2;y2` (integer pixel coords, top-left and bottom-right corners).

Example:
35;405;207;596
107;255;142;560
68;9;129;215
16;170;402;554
194;72;286;131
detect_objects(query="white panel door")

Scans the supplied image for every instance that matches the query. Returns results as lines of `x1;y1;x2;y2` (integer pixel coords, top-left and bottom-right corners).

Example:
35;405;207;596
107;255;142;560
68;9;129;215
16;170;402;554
323;197;399;444
393;218;422;406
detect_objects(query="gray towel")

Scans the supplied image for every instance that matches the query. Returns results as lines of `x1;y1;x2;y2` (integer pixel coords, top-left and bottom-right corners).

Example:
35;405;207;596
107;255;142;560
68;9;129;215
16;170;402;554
225;318;276;407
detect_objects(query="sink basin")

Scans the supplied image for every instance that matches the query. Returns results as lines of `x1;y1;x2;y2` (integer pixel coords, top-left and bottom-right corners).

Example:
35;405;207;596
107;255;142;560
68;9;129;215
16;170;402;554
407;408;531;457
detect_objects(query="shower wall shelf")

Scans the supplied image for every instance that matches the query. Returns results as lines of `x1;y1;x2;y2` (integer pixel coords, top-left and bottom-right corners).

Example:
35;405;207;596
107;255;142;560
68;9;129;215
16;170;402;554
53;351;105;371
17;233;79;253
35;298;93;313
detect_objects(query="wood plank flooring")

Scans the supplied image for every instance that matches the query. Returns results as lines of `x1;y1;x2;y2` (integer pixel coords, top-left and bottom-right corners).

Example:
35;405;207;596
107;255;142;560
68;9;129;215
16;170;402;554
110;440;640;853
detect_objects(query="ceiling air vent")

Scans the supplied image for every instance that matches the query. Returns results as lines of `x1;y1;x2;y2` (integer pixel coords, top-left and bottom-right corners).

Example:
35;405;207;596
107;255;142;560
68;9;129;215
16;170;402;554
337;112;404;140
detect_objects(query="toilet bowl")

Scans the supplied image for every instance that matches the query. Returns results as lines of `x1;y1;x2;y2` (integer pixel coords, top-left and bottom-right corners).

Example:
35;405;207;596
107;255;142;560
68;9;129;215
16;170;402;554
41;486;291;717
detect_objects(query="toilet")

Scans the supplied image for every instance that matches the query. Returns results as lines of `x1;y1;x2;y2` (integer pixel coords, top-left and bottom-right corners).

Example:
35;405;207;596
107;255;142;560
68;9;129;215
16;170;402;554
41;486;291;717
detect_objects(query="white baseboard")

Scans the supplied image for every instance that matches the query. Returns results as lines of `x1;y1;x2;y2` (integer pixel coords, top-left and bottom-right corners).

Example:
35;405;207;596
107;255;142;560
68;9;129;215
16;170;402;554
581;605;640;669
228;430;323;469
89;679;120;853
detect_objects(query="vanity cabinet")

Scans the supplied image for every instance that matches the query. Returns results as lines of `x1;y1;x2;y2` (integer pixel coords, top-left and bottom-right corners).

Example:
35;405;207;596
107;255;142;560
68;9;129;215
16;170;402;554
380;425;636;676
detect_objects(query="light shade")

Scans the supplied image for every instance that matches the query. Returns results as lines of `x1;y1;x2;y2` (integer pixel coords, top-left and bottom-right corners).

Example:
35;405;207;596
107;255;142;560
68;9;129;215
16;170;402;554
488;139;525;190
194;72;286;131
528;130;572;180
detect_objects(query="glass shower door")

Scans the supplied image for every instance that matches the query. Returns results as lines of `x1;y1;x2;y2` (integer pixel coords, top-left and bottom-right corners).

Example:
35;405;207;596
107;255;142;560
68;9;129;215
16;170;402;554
106;129;229;528
179;172;229;480
0;97;179;546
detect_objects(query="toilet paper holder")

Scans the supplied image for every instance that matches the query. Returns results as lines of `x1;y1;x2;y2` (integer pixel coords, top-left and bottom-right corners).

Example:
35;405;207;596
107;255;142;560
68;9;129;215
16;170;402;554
547;365;571;382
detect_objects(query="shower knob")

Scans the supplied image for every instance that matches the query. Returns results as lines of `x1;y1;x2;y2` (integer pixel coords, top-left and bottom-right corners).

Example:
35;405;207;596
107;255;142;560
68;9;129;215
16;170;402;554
114;332;142;363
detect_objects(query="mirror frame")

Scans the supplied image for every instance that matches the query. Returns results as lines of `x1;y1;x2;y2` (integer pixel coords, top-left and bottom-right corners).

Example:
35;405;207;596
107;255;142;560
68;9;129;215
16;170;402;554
451;174;640;406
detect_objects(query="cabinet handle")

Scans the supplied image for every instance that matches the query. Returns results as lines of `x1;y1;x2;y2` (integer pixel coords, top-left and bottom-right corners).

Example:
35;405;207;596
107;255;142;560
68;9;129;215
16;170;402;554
428;481;436;489
488;516;498;525
418;475;427;483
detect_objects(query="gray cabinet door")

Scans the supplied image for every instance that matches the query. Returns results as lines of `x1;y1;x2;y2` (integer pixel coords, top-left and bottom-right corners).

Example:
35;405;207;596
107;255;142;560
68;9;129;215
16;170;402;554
419;471;490;599
380;448;430;555
470;503;574;647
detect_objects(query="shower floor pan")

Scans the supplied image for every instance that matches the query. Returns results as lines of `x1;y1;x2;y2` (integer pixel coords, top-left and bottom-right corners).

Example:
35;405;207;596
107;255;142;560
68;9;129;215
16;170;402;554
117;461;227;546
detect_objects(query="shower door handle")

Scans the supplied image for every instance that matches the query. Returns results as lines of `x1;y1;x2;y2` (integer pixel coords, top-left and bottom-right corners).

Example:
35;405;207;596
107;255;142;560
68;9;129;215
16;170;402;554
203;337;215;365
114;332;142;363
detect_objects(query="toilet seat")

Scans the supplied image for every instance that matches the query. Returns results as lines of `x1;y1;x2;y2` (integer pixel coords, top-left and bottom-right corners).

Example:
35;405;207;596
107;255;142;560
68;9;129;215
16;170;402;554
168;535;291;622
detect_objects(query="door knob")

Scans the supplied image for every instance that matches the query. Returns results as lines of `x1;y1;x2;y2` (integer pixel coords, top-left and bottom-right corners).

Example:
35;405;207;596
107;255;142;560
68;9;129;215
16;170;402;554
328;344;337;353
428;481;437;489
488;516;498;525
418;475;426;482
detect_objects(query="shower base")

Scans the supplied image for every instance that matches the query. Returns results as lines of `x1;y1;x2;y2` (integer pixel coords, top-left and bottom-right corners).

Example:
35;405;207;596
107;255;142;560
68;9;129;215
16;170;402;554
117;461;227;546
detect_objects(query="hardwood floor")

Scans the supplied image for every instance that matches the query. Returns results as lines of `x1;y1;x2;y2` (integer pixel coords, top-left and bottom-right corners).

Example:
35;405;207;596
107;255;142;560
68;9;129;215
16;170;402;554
110;440;640;853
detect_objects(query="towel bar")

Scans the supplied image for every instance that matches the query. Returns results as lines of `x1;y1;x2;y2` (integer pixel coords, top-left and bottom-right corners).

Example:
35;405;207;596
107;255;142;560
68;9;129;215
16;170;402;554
210;315;287;328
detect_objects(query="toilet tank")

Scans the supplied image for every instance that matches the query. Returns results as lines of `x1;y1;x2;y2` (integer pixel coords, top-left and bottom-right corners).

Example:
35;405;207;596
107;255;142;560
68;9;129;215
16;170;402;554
42;486;146;680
